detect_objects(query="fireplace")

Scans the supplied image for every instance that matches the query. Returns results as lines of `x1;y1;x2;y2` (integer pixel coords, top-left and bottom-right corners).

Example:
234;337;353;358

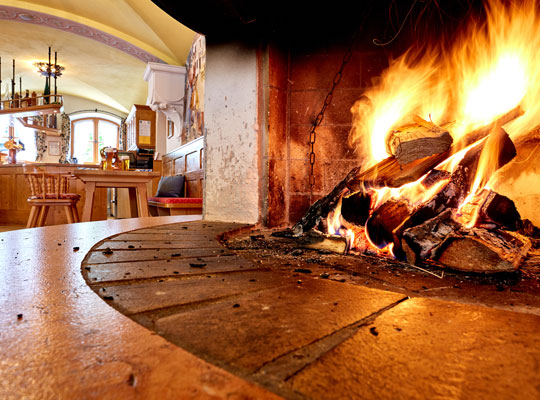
262;0;540;233
156;0;540;259
256;0;540;276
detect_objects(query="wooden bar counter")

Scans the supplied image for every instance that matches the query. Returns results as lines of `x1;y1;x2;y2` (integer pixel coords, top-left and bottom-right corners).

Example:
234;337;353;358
0;163;108;225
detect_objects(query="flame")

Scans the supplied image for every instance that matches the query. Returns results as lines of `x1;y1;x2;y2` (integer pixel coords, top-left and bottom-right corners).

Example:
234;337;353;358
333;0;540;254
350;0;540;165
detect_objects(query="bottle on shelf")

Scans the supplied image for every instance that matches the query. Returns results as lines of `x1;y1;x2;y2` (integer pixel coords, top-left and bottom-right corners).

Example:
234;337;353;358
21;90;29;107
12;92;19;108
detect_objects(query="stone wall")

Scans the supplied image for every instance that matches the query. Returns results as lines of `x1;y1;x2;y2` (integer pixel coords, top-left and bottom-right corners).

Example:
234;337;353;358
265;43;388;227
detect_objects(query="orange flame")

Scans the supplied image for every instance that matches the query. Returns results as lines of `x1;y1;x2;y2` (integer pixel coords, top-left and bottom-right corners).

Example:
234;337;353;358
350;0;540;167
337;0;540;254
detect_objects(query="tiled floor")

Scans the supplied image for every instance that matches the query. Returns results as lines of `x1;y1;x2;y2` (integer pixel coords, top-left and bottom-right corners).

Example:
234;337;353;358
82;221;540;399
0;216;277;400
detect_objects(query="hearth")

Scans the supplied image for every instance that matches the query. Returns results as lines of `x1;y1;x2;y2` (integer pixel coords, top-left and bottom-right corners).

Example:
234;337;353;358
265;0;540;277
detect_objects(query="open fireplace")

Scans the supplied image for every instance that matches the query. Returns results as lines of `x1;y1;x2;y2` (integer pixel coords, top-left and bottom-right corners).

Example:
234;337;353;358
156;0;540;275
254;0;540;276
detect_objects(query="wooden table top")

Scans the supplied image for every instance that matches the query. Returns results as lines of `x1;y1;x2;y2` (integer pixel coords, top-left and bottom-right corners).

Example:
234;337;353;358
0;217;276;399
74;169;160;178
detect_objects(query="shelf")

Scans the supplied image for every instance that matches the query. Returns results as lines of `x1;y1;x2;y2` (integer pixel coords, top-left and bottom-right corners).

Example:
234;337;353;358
17;117;61;135
0;103;63;118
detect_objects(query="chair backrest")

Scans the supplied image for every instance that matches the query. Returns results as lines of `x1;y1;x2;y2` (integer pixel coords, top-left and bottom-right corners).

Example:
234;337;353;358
22;165;75;199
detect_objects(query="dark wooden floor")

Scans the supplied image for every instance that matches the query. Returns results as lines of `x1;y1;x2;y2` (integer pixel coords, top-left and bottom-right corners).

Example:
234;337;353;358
83;221;540;400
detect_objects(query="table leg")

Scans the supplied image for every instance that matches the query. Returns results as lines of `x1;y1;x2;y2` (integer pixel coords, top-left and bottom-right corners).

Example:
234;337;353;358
136;183;149;218
127;187;138;217
82;182;96;222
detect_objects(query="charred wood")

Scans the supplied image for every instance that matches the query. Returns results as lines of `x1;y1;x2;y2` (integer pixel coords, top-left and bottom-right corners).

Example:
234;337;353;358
346;105;523;192
395;127;516;240
401;209;462;264
518;219;540;239
292;106;522;237
459;189;521;230
433;229;531;273
341;192;371;226
421;169;451;188
365;199;411;249
291;166;364;236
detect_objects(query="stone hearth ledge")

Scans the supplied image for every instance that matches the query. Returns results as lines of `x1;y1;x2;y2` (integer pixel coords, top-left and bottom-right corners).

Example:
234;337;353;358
2;218;540;399
0;216;279;399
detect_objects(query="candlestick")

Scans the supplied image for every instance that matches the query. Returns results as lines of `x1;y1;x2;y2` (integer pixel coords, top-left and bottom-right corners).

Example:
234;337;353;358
11;59;15;100
54;51;57;98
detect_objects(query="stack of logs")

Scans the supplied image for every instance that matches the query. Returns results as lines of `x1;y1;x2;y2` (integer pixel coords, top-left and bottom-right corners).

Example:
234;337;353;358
293;105;540;273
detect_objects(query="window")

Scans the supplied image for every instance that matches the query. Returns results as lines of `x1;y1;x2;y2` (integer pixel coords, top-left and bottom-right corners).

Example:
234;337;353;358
0;116;37;162
71;114;120;164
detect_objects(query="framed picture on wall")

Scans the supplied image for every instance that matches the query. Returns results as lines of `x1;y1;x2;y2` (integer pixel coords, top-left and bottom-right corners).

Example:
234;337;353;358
167;119;174;138
48;141;60;156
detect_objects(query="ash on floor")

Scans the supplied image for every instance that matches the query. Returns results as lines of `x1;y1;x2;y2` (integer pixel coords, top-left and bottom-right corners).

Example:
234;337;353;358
222;227;540;315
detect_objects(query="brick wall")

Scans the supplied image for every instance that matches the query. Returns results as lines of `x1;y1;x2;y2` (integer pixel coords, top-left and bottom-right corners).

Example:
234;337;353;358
265;42;388;227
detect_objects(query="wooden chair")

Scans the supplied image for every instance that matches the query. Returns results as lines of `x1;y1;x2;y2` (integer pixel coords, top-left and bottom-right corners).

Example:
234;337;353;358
23;165;81;228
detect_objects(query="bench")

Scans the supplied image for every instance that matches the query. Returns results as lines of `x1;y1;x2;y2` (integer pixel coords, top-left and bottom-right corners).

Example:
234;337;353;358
148;137;204;216
148;197;202;215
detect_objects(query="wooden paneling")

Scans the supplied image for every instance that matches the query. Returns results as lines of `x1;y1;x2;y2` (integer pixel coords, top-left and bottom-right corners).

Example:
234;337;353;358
185;150;199;172
174;156;185;175
0;164;107;225
163;159;173;176
162;137;204;199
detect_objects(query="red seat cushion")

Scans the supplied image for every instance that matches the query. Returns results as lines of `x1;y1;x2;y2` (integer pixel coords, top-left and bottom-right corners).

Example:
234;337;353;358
148;197;202;204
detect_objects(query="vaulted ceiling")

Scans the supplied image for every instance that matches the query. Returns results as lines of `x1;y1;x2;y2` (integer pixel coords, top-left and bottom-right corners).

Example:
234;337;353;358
0;0;195;114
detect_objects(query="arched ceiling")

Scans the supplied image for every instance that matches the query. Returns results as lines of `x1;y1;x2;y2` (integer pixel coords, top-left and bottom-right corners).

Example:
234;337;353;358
0;0;195;114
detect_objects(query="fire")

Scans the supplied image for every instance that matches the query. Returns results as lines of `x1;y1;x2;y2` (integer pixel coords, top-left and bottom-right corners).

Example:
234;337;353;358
350;0;540;165
330;0;540;254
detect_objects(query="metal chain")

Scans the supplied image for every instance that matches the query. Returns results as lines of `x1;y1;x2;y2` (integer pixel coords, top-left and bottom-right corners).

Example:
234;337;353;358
308;45;354;192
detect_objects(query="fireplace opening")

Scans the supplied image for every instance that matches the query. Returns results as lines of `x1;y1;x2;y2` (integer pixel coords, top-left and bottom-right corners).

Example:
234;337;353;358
263;0;540;279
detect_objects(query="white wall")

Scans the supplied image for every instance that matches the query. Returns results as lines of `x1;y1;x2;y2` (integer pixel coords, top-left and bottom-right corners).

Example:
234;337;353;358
165;114;182;154
62;94;127;116
155;111;167;159
203;42;261;224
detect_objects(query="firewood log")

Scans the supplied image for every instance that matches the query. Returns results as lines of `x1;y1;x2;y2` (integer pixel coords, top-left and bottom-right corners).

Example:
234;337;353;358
365;199;411;248
459;189;521;230
291;166;362;236
292;106;523;235
394;127;516;240
400;209;461;264
341;191;371;226
433;229;531;273
346;105;523;192
386;117;453;165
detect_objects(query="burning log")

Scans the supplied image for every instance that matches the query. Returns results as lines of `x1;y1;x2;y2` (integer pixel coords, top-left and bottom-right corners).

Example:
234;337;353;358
401;209;461;264
459;189;521;231
346;105;523;191
292;105;522;236
421;169;451;188
291;166;364;236
386;117;453;165
365;200;411;249
433;229;531;273
340;192;371;226
395;126;517;237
